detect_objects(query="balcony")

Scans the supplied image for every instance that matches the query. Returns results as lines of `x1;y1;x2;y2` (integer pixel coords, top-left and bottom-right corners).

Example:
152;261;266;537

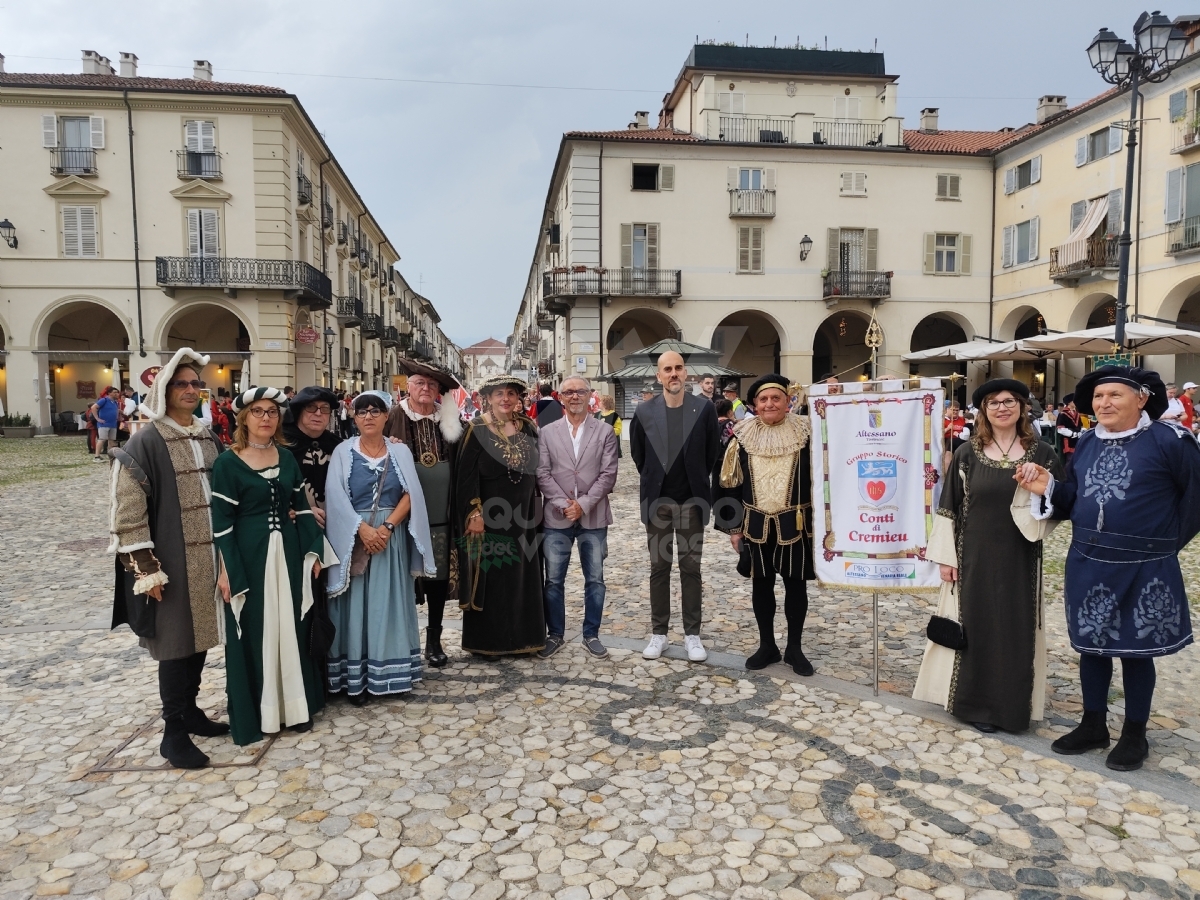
719;115;793;144
381;325;401;349
155;256;333;309
337;222;349;245
176;150;221;179
822;269;892;301
321;199;334;229
411;337;432;360
296;172;313;206
50;147;97;176
542;267;683;307
1049;234;1118;280
361;313;383;340
336;296;363;327
813;119;887;147
1168;215;1200;255
536;304;557;328
1173;113;1200;153
729;189;776;217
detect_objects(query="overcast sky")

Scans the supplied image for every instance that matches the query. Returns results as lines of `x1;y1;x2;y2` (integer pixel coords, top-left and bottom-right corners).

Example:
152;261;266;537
3;0;1149;346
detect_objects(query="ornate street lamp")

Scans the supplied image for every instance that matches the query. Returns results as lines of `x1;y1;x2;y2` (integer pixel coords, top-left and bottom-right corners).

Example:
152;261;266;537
324;326;336;385
1087;11;1187;348
0;219;17;249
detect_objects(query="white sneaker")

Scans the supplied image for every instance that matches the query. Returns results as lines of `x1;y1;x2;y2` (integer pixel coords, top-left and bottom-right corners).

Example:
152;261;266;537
684;635;707;662
642;634;669;660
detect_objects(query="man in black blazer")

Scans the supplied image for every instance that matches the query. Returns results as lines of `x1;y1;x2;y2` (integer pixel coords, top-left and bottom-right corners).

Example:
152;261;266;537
629;351;722;662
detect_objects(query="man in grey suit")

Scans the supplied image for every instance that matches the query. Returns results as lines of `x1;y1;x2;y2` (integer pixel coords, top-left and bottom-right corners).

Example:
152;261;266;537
536;375;620;659
629;351;722;662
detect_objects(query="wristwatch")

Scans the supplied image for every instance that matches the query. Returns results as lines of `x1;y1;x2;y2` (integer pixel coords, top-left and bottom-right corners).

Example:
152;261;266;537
383;522;395;533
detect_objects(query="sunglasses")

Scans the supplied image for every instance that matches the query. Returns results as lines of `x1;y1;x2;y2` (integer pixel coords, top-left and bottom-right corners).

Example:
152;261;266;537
168;379;205;390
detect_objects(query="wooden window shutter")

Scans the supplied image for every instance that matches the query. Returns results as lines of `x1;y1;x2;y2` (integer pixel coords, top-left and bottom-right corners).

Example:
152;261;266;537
827;228;840;271
90;116;105;149
856;172;867;194
646;224;659;269
42;114;58;148
960;235;972;275
659;165;674;190
1002;225;1014;268
620;224;632;267
79;206;98;257
763;168;776;190
1108;126;1122;156
1107;189;1123;235
1170;90;1187;121
62;206;80;257
200;121;215;152
865;229;878;270
750;227;763;272
1075;136;1088;167
1167;167;1185;223
718;92;731;113
730;93;745;114
840;172;854;193
1070;200;1087;232
1003;167;1016;195
948;174;960;198
1028;217;1039;260
185;120;201;152
202;209;219;257
923;233;936;274
833;97;846;118
727;167;738;189
187;209;201;257
1029;156;1041;184
936;174;949;198
738;227;750;272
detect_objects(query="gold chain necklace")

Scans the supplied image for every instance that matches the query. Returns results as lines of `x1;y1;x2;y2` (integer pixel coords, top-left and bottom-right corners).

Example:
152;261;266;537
485;413;527;484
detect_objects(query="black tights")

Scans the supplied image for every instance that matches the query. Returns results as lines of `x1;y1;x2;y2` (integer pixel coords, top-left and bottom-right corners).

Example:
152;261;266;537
1080;655;1156;723
421;580;447;632
751;572;809;650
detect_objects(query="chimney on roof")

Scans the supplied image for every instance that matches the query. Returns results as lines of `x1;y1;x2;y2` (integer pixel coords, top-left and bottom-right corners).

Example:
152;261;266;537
119;52;138;77
0;53;5;74
193;60;213;81
82;50;104;75
919;107;939;133
629;110;650;130
98;55;114;74
1037;94;1068;124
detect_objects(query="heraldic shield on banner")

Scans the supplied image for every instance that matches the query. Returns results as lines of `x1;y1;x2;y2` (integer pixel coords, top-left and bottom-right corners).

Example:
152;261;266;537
857;459;897;506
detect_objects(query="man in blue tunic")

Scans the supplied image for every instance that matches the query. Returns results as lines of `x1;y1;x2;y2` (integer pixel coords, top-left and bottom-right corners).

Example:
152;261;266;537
1020;366;1200;770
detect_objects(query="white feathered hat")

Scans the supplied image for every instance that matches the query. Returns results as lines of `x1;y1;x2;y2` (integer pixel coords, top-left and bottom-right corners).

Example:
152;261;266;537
140;347;210;421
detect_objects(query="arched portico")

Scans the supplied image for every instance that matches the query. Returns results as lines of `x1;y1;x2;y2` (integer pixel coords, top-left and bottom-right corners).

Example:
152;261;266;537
709;310;783;382
36;299;133;422
813;310;876;383
605;308;679;373
158;301;254;396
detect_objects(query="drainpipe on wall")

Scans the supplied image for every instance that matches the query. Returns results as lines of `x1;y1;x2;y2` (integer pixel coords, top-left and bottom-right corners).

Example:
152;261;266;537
597;142;604;377
986;153;998;381
123;91;146;357
1134;91;1144;326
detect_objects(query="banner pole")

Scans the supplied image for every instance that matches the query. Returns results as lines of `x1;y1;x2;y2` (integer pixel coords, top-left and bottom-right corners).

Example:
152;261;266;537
873;591;880;696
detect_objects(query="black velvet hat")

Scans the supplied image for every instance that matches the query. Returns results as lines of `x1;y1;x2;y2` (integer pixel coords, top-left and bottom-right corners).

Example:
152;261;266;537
1062;393;1075;404
971;378;1030;410
290;386;336;416
746;373;791;403
1074;365;1168;420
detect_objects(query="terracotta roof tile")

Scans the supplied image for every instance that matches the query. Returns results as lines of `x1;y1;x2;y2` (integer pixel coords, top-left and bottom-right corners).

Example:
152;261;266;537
903;129;1019;154
565;128;700;142
0;72;287;96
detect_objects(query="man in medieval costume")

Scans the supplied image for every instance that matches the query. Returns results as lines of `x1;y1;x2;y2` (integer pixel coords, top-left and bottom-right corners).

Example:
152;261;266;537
384;360;464;666
716;374;816;675
1021;365;1200;770
109;349;230;769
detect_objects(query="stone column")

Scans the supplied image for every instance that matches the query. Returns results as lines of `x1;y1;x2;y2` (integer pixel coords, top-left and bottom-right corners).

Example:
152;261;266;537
4;349;51;432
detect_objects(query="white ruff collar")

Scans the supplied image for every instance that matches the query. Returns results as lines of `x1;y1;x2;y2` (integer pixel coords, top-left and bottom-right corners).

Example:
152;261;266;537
400;397;437;421
1095;411;1151;440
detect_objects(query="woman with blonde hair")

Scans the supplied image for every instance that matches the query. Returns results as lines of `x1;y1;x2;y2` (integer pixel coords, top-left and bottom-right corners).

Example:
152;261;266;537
914;378;1061;734
211;388;336;745
595;394;623;458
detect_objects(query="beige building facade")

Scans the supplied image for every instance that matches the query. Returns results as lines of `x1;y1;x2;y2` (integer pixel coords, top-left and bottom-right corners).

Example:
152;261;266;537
0;51;456;432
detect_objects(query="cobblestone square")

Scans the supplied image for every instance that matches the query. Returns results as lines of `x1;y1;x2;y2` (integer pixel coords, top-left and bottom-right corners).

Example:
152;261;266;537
4;438;1200;900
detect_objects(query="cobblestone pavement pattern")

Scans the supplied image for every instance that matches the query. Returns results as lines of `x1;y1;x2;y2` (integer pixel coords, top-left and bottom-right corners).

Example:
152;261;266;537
4;438;1200;900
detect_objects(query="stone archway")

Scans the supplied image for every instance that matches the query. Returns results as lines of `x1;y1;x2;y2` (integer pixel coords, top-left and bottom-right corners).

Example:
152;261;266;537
712;310;782;381
42;300;131;419
605;308;679;373
161;303;253;397
907;313;969;401
1086;298;1117;329
813;311;875;382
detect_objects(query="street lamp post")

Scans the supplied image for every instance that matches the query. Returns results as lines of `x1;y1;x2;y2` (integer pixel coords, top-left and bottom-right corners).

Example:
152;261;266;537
1087;12;1188;349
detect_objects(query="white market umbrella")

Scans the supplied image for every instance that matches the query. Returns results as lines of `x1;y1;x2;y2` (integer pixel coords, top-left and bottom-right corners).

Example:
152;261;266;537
1023;322;1200;355
954;339;1082;361
901;340;1002;363
111;357;122;388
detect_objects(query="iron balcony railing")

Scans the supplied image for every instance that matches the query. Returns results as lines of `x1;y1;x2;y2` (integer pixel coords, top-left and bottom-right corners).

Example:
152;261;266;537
381;325;400;348
177;150;221;179
50;147;97;175
155;256;332;308
718;115;793;143
321;200;334;229
412;338;432;360
822;269;892;300
729;189;776;217
337;222;349;245
1169;215;1200;254
813;119;887;147
1173;112;1200;152
336;297;363;326
1049;234;1119;278
361;313;383;339
542;267;682;299
296;172;313;206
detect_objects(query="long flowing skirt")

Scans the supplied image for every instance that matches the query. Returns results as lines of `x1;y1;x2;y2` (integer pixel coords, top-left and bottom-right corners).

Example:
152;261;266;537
327;507;422;696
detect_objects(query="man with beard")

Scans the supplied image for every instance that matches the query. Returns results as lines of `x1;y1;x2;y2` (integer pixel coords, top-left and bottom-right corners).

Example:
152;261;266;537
384;361;464;666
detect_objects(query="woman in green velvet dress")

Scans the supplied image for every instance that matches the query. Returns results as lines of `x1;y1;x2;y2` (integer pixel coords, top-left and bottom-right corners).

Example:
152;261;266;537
211;387;335;745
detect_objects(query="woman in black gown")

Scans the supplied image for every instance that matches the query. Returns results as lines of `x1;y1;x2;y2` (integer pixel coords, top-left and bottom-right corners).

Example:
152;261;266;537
454;376;545;655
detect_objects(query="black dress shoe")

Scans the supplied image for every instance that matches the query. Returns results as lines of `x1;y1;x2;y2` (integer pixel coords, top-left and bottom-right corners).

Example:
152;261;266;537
972;721;997;734
182;705;231;737
347;691;369;707
745;645;782;670
1106;720;1149;771
288;719;314;733
1051;709;1111;755
783;646;815;677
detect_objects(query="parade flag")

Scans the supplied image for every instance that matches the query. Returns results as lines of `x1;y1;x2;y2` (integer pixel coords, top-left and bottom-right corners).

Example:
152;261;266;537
809;379;944;591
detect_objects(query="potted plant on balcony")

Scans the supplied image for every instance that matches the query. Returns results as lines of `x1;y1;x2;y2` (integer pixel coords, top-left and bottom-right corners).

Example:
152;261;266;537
1187;111;1200;145
1;413;35;438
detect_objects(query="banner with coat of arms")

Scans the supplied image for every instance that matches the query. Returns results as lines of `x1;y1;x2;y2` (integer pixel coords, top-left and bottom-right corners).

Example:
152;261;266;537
808;380;944;591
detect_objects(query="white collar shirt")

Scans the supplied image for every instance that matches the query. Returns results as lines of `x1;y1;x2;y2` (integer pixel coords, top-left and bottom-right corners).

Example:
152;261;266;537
567;416;586;460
